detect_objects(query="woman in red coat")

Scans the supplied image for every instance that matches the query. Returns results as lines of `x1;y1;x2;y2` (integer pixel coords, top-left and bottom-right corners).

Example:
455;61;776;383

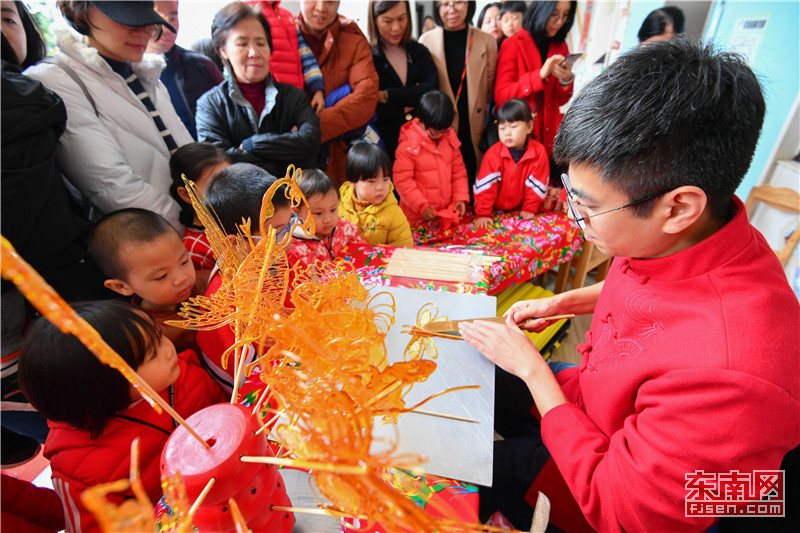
494;1;576;171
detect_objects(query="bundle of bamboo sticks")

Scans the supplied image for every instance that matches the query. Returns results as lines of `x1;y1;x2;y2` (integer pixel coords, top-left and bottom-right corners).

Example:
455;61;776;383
384;248;499;283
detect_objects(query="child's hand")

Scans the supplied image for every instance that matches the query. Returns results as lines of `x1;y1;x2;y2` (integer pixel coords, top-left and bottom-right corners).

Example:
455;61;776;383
311;90;326;114
475;217;492;229
455;201;466;216
423;206;437;221
520;210;535;220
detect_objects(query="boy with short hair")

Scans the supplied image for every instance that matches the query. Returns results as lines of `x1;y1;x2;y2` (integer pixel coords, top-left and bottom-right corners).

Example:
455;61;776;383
287;168;367;268
197;162;291;391
460;40;800;532
89;208;202;353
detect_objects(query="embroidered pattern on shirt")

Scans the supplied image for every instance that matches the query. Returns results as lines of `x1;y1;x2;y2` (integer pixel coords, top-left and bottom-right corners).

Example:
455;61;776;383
585;287;664;373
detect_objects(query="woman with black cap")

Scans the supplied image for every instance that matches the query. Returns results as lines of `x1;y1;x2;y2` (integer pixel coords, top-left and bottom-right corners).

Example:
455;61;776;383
26;1;193;231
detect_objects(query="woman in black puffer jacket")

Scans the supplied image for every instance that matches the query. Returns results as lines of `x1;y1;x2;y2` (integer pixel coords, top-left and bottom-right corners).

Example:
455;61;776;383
196;2;320;178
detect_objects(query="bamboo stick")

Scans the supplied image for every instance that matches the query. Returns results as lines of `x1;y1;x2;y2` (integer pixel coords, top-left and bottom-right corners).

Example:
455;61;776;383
186;477;216;517
410;409;479;423
270;505;367;519
535;314;574;321
230;345;245;405
389;253;490;262
363;381;404;408
384;259;491;282
240;455;367;474
251;385;271;415
390;248;500;264
387;264;472;274
387;257;495;267
254;408;286;436
384;269;473;283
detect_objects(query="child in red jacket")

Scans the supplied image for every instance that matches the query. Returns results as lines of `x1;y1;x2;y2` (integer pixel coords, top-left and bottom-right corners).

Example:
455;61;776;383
392;90;469;227
169;143;231;272
197;162;293;392
18;301;226;533
474;99;550;229
287;168;366;268
89;209;205;355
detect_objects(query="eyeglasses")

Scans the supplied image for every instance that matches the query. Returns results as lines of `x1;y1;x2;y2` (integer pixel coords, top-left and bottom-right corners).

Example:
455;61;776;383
439;2;467;12
426;126;449;138
126;24;162;39
561;173;672;230
275;225;291;242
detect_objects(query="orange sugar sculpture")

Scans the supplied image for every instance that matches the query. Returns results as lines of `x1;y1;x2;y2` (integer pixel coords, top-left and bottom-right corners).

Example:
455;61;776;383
164;166;489;531
401;302;463;360
169;166;319;398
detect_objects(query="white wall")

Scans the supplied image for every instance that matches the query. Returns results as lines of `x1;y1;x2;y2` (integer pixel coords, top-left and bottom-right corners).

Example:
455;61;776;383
175;1;405;48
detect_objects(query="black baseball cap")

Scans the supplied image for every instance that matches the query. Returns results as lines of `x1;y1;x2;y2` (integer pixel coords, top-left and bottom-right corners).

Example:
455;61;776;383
90;1;176;33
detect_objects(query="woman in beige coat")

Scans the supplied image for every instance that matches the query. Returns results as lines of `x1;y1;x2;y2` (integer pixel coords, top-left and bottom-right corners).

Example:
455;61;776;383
419;0;496;189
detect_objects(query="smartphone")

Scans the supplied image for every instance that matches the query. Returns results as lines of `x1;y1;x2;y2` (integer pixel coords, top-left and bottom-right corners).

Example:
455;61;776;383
559;53;583;68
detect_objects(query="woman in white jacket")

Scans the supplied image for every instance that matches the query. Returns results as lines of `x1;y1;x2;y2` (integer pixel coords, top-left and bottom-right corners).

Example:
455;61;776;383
25;1;192;230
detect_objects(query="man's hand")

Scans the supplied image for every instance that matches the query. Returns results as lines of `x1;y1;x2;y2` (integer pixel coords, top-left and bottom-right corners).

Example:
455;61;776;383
423;206;437;221
455;201;466;216
504;297;562;332
505;282;604;331
459;320;567;417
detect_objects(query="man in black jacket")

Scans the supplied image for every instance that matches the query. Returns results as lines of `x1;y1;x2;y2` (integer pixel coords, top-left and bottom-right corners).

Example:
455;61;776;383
147;0;224;139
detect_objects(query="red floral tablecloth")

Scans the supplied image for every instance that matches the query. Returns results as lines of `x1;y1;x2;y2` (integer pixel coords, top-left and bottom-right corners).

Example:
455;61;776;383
343;210;584;295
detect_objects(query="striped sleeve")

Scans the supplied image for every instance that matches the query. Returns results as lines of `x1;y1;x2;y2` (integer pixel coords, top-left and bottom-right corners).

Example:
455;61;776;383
525;174;548;198
474;171;501;194
521;147;550;213
473;169;502;217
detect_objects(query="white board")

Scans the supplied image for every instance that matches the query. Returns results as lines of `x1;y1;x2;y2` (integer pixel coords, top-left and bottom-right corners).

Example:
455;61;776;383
370;286;496;487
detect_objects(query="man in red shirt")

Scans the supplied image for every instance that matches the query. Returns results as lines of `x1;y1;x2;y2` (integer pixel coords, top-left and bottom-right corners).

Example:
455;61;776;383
461;39;800;532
